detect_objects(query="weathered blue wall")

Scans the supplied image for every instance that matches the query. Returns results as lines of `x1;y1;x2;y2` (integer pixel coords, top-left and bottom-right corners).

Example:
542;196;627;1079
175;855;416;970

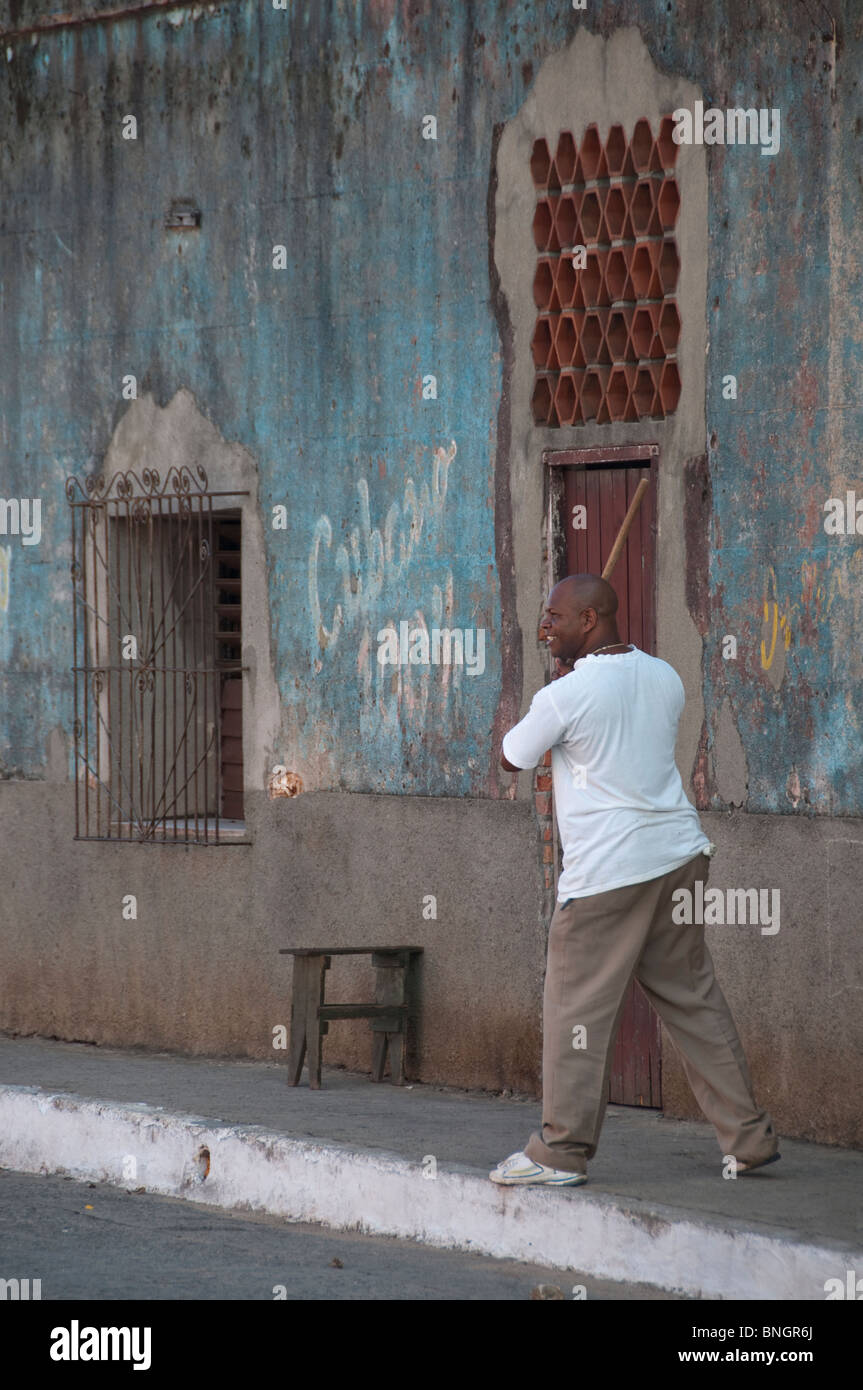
687;6;858;817
0;0;858;810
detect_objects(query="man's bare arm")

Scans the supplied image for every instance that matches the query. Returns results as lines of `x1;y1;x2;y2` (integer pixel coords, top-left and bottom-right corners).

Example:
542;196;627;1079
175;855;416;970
501;660;569;771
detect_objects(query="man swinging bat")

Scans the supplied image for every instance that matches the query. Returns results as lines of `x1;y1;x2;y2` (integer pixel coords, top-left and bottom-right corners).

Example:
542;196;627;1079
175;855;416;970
490;573;779;1186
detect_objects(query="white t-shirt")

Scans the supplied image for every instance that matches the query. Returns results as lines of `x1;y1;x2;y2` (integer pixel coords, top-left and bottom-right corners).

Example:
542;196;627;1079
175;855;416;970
502;647;712;901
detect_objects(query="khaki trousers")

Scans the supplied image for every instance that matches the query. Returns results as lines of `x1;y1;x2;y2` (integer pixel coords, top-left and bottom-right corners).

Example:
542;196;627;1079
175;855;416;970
524;853;777;1176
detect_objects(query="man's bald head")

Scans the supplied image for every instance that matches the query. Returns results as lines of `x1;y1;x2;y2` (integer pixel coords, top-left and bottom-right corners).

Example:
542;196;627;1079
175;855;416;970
540;572;625;666
550;574;619;621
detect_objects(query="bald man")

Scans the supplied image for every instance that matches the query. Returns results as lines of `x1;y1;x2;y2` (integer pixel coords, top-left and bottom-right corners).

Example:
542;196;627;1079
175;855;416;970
490;574;778;1187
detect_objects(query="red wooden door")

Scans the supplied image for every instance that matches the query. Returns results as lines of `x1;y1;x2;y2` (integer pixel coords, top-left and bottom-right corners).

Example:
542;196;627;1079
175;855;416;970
561;459;660;1106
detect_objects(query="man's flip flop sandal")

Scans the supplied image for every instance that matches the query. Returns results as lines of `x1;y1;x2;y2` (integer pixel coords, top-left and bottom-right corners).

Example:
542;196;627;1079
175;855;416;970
736;1153;781;1174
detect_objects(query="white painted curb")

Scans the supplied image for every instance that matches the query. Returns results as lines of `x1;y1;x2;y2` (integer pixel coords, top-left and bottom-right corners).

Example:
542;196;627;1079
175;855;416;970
0;1085;856;1299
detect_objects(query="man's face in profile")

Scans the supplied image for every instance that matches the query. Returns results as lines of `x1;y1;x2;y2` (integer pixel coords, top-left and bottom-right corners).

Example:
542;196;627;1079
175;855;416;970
539;589;590;666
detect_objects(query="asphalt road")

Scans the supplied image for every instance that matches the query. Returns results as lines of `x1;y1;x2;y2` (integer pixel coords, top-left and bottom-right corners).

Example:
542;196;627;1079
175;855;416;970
0;1168;689;1302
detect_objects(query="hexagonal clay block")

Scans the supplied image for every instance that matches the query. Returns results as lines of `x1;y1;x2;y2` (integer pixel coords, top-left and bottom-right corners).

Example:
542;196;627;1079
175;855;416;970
606;364;639;422
658;238;680;294
656;114;680;171
579;123;608;180
581;309;611;365
554;371;584;426
605;306;635;362
631;241;664;298
581;367;610;422
555;130;579;185
629;179;656;237
554;192;581;248
629;244;654;300
579;188;606;243
562;259;587;311
554;312;585;370
531;317;555;369
659;359;681;414
582;250;611;308
554;256;577;311
533;197;561;252
604;248;633;304
604;123;634;179
657;178;680;230
658;300;681;353
530;137;559;189
604;185;632;241
531;375;555;425
633;365;658;418
630;118;654;174
631;305;662;360
533;258;558;311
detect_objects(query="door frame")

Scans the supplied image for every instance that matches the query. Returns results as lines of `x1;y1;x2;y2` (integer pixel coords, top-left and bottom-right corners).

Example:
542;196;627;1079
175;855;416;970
543;443;659;603
543;442;662;1107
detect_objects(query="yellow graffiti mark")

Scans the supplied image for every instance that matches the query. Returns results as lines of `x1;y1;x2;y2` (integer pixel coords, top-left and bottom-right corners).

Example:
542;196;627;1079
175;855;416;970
760;554;860;671
761;598;778;669
0;544;10;613
760;566;792;671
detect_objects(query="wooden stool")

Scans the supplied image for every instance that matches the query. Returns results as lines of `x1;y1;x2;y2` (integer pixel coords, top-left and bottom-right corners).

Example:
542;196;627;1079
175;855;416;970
279;947;423;1089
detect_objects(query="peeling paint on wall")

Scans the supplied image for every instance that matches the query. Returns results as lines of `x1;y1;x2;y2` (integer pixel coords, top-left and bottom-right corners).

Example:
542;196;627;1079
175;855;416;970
0;545;10;613
714;696;748;807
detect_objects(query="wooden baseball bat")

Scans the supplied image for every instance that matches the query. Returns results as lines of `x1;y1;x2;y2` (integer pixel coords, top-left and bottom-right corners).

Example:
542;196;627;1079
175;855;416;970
601;477;649;580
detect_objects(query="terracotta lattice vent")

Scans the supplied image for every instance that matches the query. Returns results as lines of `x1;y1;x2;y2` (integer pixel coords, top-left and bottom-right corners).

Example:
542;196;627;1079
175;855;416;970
530;117;681;427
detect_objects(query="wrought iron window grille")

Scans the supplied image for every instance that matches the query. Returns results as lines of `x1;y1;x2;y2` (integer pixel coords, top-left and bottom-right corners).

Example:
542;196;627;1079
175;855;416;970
66;464;249;844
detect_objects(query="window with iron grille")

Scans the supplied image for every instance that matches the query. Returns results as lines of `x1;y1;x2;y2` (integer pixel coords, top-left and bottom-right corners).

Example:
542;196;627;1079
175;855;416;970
66;466;248;843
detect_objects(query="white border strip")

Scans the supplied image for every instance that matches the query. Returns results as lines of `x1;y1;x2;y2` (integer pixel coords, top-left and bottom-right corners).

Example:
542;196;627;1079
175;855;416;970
0;1086;856;1300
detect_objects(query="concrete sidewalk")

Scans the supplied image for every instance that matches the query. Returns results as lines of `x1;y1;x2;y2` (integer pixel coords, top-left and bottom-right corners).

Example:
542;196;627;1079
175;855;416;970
1;1035;860;1300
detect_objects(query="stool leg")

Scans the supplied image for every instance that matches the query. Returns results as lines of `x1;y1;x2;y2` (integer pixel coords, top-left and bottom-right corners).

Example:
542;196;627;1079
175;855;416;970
287;959;309;1086
373;958;408;1084
371;1032;387;1082
388;1030;406;1086
305;953;329;1090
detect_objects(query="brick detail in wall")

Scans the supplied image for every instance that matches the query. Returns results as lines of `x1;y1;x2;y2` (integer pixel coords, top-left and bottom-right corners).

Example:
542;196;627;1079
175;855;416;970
530;117;681;427
535;750;556;893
